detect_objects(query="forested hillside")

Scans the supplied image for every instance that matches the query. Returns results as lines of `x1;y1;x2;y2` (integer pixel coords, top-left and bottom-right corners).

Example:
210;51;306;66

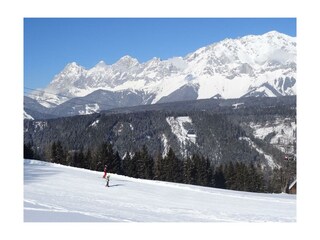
24;96;296;193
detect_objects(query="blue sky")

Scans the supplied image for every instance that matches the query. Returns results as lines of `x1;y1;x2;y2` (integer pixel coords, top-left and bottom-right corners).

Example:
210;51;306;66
24;18;296;90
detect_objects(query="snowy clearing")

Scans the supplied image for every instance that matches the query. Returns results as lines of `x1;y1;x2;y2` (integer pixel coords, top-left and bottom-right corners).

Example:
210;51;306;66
249;118;296;154
24;159;295;222
89;119;100;127
79;103;100;115
239;137;280;169
161;134;170;158
166;116;197;156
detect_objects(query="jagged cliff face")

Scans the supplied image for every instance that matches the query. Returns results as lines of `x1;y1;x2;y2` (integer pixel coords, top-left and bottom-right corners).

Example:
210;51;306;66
29;31;296;114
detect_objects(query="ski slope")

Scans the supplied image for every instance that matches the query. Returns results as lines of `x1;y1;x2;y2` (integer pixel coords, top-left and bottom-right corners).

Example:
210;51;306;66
24;159;296;222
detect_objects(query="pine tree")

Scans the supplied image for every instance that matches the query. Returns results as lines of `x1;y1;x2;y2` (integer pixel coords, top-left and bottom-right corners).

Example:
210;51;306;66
89;149;98;170
66;151;74;166
24;143;34;159
138;145;154;180
207;162;215;187
72;151;79;167
122;152;132;177
136;149;144;178
113;151;122;174
56;141;65;164
60;146;67;165
154;153;165;181
49;141;65;164
205;157;214;187
224;162;236;190
213;165;226;189
193;154;208;186
247;163;264;192
74;148;84;168
95;142;114;172
50;142;57;163
164;148;182;183
83;149;92;170
130;151;139;178
105;143;115;171
270;167;288;193
183;156;195;184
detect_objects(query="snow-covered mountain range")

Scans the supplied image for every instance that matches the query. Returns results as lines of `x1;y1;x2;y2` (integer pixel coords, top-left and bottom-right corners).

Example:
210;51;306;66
28;31;296;115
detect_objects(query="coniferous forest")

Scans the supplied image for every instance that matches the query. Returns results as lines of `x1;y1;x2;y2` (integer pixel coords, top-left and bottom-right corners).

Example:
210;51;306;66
24;140;294;193
24;96;296;194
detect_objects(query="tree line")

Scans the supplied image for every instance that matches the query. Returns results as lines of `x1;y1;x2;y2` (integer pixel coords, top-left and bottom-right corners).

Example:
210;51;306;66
24;140;295;193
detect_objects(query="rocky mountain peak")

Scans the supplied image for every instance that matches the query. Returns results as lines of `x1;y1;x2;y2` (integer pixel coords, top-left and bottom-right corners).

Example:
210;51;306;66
30;31;296;108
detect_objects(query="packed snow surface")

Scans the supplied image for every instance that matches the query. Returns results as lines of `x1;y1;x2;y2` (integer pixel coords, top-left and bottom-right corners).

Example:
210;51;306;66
24;160;295;222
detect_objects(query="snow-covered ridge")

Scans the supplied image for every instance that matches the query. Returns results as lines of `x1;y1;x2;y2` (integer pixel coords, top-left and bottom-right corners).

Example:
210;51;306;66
30;31;296;107
24;110;34;120
24;159;296;222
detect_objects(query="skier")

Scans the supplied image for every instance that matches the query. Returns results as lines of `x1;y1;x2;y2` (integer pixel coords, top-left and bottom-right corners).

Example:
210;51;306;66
105;174;110;187
103;164;107;178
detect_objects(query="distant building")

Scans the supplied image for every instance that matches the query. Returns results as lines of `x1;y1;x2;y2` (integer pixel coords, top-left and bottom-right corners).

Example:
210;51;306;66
187;129;196;144
187;129;195;135
288;179;297;194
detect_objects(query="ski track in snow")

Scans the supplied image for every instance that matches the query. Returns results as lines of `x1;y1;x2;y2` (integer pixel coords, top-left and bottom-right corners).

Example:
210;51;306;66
24;159;295;222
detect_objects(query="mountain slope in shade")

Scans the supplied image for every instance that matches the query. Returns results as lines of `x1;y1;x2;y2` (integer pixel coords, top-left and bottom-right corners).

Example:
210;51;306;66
24;96;296;167
28;31;296;115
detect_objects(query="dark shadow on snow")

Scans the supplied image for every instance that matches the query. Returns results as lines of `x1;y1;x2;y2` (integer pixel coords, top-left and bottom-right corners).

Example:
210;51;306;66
24;161;61;185
107;184;124;188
